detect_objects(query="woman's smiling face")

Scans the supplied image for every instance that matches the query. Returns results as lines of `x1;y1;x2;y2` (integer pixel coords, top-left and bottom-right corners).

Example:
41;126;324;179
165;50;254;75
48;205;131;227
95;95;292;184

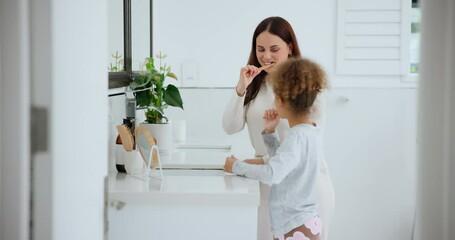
255;31;292;73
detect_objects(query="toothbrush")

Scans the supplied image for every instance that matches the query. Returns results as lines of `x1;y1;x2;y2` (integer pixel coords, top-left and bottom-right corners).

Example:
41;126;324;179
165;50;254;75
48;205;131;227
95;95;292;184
258;63;275;71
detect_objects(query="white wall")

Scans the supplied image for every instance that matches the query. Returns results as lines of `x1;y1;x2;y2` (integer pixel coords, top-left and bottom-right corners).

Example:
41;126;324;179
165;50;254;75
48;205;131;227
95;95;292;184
51;0;108;239
29;0;109;239
153;0;337;87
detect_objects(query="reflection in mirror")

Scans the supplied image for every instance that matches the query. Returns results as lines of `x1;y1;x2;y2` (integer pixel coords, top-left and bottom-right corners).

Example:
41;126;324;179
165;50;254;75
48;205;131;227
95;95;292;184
108;0;124;72
132;0;151;71
108;0;152;89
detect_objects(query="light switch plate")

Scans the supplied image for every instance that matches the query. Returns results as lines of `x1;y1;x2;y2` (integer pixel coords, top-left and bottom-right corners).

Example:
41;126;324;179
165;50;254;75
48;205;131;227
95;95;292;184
181;61;199;87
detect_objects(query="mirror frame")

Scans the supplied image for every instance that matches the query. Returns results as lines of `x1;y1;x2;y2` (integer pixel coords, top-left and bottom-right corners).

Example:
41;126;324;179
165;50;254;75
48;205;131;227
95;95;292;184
108;0;153;89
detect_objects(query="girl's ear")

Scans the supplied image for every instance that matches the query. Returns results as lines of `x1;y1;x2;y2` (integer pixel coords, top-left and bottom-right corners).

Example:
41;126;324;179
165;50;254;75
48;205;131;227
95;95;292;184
275;96;285;106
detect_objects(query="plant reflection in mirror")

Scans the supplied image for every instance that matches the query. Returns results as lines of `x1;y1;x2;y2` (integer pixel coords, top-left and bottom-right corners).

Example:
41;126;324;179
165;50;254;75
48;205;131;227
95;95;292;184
108;50;124;72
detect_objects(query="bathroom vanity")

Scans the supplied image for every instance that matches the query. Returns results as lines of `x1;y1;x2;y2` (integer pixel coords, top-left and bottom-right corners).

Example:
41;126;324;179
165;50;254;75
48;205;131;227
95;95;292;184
108;147;260;240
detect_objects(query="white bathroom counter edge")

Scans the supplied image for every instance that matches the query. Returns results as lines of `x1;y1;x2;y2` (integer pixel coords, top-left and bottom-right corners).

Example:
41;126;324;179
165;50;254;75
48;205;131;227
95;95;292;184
108;172;260;206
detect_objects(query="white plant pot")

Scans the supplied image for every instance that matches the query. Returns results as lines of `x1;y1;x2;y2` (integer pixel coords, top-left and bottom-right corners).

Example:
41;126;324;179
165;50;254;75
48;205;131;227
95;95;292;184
139;121;173;154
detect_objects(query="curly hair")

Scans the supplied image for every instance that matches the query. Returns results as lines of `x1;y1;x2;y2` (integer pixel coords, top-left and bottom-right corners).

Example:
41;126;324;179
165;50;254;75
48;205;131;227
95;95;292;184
269;57;328;114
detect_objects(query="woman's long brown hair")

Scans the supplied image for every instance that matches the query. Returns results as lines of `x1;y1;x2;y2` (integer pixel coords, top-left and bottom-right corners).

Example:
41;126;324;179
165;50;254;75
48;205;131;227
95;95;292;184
244;16;302;106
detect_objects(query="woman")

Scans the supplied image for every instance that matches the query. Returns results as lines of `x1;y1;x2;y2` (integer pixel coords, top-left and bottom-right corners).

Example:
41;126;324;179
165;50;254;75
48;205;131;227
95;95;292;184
222;16;334;240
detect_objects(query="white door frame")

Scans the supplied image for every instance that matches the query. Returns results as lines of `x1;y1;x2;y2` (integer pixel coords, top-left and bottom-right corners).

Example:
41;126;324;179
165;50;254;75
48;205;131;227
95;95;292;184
416;1;455;239
0;0;31;239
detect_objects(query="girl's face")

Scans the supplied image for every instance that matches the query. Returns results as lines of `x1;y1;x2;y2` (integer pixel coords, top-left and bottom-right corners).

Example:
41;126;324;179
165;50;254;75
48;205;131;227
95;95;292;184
255;31;292;73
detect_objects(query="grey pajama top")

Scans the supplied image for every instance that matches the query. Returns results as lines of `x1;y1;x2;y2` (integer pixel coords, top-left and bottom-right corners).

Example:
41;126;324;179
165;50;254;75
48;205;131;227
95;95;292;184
232;124;321;236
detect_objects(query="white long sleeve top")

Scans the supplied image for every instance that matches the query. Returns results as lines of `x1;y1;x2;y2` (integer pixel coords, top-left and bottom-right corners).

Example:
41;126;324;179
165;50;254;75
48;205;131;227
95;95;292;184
222;80;328;171
233;124;321;236
222;80;289;158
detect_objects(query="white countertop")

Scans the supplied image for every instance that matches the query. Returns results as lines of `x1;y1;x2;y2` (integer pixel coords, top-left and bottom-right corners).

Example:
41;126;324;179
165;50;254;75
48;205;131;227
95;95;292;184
109;170;260;206
109;143;259;206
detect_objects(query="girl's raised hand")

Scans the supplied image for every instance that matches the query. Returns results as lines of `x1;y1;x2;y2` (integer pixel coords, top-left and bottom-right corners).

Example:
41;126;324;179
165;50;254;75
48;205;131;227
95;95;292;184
263;109;280;133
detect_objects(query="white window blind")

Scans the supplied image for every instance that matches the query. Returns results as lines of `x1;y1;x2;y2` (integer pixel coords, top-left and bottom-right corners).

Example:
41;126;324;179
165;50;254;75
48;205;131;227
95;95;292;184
336;0;411;75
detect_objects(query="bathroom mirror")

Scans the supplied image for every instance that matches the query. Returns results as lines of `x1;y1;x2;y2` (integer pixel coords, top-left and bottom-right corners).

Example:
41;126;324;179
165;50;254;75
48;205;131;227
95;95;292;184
108;0;153;89
131;0;151;71
107;0;124;73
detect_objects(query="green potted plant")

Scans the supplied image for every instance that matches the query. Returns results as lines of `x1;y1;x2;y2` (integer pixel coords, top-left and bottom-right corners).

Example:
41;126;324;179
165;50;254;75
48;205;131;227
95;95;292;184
129;53;184;123
129;52;184;153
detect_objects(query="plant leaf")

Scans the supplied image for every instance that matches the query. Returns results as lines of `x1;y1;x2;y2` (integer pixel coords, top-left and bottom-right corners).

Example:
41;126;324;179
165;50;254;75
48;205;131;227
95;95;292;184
130;75;152;107
130;75;149;90
163;84;184;109
167;71;178;80
135;91;151;107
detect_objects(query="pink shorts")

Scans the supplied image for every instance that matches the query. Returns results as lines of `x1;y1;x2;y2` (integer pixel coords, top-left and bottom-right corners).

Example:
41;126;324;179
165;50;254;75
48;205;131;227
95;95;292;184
276;215;322;240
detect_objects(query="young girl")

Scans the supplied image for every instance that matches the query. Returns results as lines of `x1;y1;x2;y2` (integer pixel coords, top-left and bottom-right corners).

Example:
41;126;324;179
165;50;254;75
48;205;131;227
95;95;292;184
224;57;328;240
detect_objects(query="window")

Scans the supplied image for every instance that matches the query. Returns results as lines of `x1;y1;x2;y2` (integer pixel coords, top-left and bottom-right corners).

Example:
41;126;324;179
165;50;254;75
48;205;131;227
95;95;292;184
336;0;411;75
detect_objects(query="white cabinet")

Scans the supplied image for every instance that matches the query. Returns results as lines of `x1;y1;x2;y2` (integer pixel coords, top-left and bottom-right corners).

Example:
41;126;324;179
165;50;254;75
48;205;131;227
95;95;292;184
324;88;418;240
108;169;260;240
109;203;257;240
